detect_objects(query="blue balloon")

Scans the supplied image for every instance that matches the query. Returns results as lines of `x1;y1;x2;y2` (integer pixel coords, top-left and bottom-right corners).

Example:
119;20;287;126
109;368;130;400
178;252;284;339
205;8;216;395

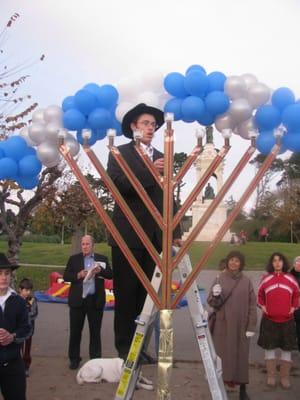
257;130;287;154
83;83;102;97
256;132;276;155
282;103;300;131
0;147;4;159
282;132;300;152
164;98;183;121
181;96;205;121
74;90;98;115
76;130;97;146
164;72;188;98
271;87;295;112
88;108;112;130
184;71;208;98
205;91;230;116
255;105;281;131
197;109;215;126
17;175;39;190
19;155;42;177
186;64;206;75
97;85;119;109
94;129;107;140
62;96;76;112
111;118;122;136
207;71;227;92
23;147;37;156
63;109;86;131
0;157;18;179
182;116;196;123
2;136;28;161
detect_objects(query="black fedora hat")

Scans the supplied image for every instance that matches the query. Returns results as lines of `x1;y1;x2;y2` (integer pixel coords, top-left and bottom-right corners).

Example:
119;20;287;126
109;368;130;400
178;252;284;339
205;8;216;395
121;103;164;138
0;253;19;270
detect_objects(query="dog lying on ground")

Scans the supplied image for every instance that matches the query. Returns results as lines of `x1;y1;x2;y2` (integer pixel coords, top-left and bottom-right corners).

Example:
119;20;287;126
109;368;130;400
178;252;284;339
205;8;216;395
76;357;154;390
76;358;124;384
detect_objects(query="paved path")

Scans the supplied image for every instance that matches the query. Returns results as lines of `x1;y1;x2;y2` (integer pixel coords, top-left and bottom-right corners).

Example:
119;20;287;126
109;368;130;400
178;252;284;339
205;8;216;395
28;270;300;400
33;270;299;366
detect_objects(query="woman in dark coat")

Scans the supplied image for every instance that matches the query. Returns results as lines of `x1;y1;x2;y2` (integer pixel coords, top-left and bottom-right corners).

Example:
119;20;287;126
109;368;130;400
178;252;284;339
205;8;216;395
207;251;257;400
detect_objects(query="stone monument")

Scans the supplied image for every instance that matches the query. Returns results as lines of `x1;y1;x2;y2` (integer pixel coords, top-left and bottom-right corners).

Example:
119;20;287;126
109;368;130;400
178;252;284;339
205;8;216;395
183;127;231;242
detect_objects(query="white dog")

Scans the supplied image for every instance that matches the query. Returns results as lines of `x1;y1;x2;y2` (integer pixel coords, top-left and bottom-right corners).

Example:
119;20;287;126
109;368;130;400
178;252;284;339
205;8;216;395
76;358;124;384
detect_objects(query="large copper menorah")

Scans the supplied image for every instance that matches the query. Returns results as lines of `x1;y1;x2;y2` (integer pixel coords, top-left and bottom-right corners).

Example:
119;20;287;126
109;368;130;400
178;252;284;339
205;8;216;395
58;116;280;399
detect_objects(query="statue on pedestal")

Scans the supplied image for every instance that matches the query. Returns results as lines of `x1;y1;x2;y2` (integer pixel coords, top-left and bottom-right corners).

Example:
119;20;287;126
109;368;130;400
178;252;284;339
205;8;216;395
204;182;215;200
206;126;214;144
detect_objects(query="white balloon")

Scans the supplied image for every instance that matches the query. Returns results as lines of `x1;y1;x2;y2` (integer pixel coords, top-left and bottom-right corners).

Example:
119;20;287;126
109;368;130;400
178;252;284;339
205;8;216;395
241;73;258;89
44;105;63;124
117;76;142;101
247;82;271;108
64;136;80;157
115;102;134;122
158;92;172;109
136;91;160;107
224;76;247;100
32;108;45;124
45;122;61;143
37;141;60;166
215;113;235;133
139;70;164;93
229;98;253;124
19;126;37;146
28;123;47;145
236;118;257;140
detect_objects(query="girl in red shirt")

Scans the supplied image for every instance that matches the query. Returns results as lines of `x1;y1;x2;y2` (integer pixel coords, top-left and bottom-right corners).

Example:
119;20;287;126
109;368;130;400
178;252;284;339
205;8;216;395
257;252;299;389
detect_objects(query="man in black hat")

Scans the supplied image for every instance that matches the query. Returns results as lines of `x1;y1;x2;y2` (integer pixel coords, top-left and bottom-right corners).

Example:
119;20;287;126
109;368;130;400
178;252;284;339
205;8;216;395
0;253;30;400
107;104;182;361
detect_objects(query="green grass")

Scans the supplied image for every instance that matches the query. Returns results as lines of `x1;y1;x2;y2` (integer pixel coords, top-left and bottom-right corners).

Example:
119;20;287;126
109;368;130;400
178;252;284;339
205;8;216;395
188;241;300;270
1;241;299;290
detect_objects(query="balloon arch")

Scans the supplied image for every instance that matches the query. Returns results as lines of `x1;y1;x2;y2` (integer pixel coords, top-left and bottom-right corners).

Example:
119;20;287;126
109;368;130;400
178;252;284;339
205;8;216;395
1;63;300;189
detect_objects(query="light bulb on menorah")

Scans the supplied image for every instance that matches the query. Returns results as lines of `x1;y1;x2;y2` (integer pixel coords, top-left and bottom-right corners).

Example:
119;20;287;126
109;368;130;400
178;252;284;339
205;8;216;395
58;114;281;399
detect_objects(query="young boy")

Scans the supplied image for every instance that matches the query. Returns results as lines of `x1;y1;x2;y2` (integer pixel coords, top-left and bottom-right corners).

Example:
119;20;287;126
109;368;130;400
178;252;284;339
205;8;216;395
18;278;38;377
0;253;30;400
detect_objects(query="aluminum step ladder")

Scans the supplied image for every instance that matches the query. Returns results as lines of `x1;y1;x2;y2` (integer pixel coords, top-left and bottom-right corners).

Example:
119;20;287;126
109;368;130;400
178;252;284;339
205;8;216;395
115;249;228;400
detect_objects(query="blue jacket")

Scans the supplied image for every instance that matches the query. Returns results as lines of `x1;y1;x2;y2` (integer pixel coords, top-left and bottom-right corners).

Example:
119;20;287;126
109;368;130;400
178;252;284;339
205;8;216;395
0;292;31;362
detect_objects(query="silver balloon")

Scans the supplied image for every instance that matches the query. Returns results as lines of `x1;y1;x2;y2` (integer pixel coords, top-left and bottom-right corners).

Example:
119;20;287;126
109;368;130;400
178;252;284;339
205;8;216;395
241;73;258;89
215;113;235;132
44;105;63;124
229;98;253;124
247;82;271;108
19;126;37;146
32;108;45;124
43;157;61;168
28;123;47;145
236;118;257;140
37;141;60;166
224;76;247;100
45;122;61;143
64;136;80;157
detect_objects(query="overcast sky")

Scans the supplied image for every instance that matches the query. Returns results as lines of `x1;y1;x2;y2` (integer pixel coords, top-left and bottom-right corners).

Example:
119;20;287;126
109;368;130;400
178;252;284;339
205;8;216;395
2;0;300;209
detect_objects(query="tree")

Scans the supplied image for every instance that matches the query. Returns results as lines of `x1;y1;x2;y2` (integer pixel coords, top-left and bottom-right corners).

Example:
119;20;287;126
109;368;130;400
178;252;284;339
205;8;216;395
30;172;113;248
249;154;284;212
0;13;61;262
0;167;62;261
0;13;45;135
173;152;188;207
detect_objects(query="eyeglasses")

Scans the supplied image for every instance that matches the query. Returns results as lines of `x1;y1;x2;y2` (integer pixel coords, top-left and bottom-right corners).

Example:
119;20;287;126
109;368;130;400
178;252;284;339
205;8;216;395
138;120;158;129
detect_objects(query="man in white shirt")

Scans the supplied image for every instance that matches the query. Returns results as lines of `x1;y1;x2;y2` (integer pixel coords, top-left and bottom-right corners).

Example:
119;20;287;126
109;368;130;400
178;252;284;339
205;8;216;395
63;235;113;370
